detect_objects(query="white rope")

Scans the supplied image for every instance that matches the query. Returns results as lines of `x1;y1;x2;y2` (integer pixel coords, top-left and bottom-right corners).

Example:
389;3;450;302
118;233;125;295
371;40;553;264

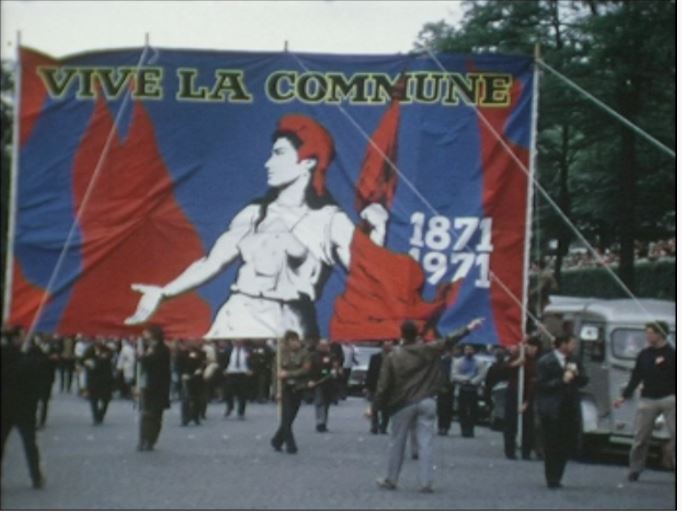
536;58;676;159
425;48;667;331
288;50;551;341
23;44;153;343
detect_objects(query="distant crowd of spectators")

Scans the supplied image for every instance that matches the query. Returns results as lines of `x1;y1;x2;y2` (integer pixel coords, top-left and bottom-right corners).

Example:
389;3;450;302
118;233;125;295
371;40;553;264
546;238;676;271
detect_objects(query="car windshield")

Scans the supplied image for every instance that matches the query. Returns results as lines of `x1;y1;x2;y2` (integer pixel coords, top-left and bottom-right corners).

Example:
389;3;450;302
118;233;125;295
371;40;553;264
353;345;381;368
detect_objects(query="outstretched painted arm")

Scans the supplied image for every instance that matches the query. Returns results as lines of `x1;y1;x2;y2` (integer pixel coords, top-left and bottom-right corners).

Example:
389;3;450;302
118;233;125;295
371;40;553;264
124;207;254;325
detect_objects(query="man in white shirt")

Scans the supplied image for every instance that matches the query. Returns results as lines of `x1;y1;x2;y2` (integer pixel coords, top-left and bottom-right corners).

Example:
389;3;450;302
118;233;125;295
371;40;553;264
222;340;251;419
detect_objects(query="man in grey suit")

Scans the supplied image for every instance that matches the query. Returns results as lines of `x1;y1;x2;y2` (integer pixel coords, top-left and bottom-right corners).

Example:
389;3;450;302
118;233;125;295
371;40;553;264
372;317;483;493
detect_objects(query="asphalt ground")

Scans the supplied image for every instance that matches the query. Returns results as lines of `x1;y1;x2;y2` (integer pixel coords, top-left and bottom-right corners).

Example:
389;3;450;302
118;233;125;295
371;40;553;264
1;391;676;510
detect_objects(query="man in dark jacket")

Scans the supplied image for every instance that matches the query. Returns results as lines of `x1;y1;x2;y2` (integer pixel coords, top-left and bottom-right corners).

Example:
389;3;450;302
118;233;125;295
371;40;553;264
33;335;57;429
503;337;540;460
271;330;312;454
180;345;205;426
137;325;171;451
309;339;340;432
365;341;393;434
536;334;588;489
84;341;115;425
373;317;483;492
1;328;45;489
614;321;675;482
436;346;456;436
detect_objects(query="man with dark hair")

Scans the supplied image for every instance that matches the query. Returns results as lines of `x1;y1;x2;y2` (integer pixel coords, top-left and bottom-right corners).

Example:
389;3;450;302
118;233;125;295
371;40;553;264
503;336;540;460
309;339;340;432
451;344;486;438
614;321;675;482
1;327;45;489
271;330;312;454
365;340;393;434
373;317;483;492
536;335;588;489
222;339;252;420
137;325;171;451
84;341;114;425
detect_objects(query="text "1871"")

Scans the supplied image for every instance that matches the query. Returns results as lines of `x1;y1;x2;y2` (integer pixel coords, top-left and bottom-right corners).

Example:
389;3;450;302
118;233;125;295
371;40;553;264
408;213;493;287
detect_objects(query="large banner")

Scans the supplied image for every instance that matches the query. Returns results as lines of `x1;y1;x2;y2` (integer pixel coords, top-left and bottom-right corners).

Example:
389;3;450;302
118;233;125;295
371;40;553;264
7;47;534;344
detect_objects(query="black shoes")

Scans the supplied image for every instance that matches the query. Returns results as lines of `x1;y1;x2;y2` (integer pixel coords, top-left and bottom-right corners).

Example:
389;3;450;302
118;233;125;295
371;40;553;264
547;482;562;489
32;475;45;490
627;471;640;482
316;424;328;433
270;438;282;452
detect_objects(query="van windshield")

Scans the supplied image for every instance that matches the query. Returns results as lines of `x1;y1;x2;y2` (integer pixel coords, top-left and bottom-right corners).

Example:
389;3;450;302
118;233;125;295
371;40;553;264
612;329;676;359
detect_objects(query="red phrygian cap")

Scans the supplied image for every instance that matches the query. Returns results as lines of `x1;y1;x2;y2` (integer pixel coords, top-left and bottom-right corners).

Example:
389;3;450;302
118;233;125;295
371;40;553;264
276;114;335;197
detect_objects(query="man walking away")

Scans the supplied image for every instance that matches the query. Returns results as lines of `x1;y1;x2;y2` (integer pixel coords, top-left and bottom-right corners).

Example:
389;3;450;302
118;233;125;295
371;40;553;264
373;318;483;492
614;321;675;481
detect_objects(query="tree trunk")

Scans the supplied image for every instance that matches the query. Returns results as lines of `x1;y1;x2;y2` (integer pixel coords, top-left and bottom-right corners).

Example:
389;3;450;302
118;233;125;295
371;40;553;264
617;122;636;293
552;123;571;289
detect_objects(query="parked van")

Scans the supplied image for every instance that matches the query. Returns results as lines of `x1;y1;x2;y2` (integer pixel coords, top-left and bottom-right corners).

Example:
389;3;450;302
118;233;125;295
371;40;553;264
541;296;676;458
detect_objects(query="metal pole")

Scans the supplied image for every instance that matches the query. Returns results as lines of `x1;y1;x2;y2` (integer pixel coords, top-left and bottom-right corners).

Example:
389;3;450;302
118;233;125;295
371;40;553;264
516;43;541;450
2;31;22;324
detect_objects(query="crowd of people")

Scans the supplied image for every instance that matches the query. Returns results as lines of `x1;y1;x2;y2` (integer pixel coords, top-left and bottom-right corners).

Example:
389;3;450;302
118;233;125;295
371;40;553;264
1;319;675;494
548;237;676;271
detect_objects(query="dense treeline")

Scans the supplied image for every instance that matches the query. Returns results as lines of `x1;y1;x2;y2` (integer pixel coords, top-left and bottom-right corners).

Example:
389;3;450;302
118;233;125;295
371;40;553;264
415;0;676;295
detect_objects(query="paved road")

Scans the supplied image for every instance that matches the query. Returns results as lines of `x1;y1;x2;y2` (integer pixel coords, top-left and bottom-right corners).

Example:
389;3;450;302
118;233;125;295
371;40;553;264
1;391;675;510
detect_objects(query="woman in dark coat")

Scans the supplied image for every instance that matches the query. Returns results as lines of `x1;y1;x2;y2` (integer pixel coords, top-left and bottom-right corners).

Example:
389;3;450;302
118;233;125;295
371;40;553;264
137;325;171;451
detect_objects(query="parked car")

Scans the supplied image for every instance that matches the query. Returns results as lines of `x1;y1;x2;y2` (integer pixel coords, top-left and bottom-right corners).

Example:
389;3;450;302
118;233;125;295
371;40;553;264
347;343;382;395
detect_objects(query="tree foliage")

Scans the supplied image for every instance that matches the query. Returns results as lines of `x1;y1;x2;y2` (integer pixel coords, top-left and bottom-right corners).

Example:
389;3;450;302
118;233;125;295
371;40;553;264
415;0;676;293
